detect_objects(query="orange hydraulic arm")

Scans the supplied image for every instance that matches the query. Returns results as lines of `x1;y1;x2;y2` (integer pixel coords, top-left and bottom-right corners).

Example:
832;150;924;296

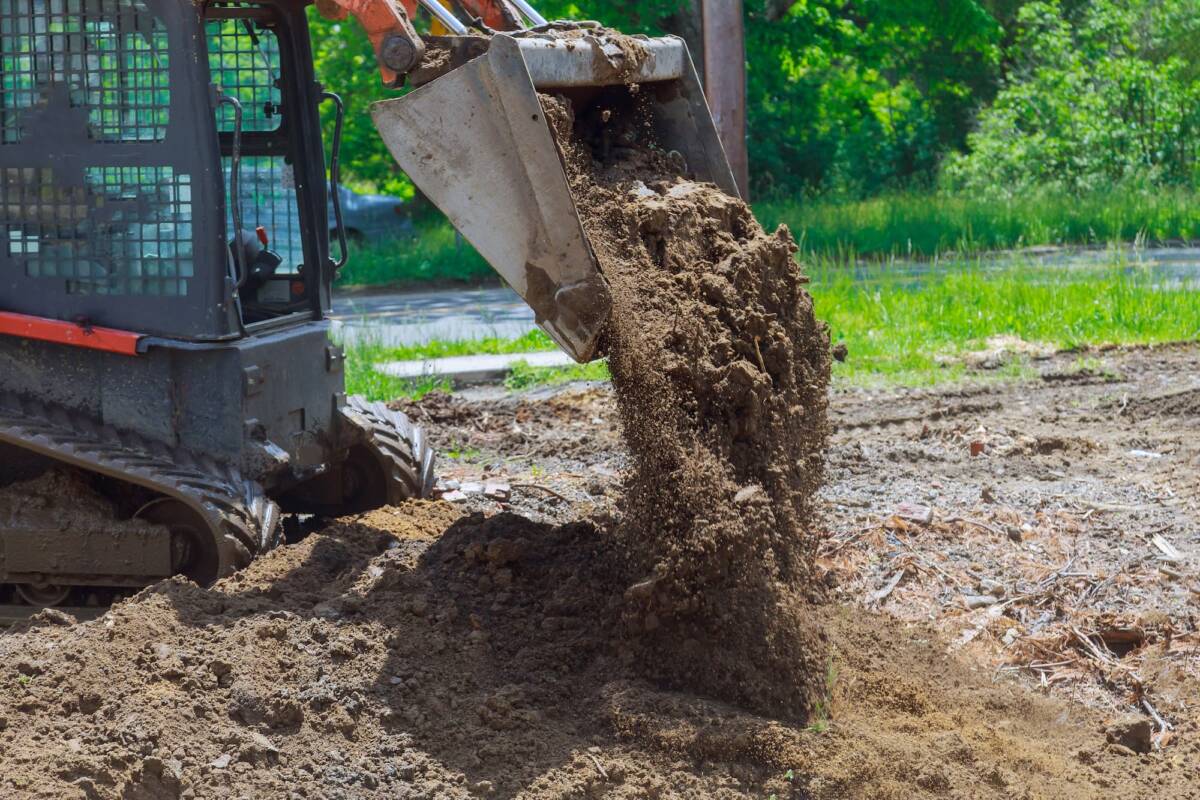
314;0;423;86
456;0;522;29
315;0;525;86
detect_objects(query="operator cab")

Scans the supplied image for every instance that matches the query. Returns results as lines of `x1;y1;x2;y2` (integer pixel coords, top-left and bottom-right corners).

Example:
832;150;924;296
206;1;343;329
0;0;340;341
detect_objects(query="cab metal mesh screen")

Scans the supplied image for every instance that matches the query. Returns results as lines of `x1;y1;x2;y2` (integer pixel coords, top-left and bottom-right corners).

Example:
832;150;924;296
0;0;195;299
226;158;305;269
0;0;171;145
207;16;282;133
207;15;304;269
3;166;194;296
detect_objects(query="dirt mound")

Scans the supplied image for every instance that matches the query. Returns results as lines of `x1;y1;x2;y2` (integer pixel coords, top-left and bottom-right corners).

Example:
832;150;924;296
542;92;832;718
0;501;1186;799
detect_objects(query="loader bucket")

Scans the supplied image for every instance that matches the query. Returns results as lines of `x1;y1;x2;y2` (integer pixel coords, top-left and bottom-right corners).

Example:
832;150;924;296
370;32;738;363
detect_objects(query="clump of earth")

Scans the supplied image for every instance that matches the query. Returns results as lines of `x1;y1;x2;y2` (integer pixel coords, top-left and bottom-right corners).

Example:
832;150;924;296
542;91;833;718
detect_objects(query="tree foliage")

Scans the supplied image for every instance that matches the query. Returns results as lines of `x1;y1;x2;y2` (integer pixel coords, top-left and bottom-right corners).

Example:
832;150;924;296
308;10;410;195
945;0;1200;194
308;1;1005;198
746;0;1002;196
308;2;1200;201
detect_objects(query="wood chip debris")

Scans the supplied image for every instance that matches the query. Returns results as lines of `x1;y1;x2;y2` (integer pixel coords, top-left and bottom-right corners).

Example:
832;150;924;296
1150;534;1182;563
867;568;906;604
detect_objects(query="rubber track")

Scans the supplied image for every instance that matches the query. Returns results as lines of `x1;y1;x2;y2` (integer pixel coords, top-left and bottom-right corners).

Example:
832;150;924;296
342;396;437;502
0;391;280;582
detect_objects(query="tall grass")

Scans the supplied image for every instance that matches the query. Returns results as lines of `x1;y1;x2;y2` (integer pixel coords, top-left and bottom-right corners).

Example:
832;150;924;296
759;188;1200;259
337;188;1200;288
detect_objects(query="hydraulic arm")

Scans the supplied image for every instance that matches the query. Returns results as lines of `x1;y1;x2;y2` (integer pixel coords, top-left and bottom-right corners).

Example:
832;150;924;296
314;0;532;85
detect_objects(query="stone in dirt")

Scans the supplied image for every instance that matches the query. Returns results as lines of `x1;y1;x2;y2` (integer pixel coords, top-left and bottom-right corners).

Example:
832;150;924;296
1105;713;1154;754
896;501;934;524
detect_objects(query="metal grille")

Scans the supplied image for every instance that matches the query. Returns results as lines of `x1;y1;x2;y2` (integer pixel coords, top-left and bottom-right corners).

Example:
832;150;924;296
2;166;194;296
228;157;304;268
206;16;283;133
207;13;303;269
0;0;170;145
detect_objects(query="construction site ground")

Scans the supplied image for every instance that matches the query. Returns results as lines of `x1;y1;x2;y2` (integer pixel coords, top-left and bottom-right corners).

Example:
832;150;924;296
2;342;1198;799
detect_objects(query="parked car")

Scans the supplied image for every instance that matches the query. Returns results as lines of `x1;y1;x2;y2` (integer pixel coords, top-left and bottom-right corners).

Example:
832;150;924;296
228;163;414;267
330;185;414;245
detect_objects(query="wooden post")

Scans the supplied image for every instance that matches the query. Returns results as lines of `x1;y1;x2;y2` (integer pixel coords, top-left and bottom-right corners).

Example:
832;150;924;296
700;0;749;198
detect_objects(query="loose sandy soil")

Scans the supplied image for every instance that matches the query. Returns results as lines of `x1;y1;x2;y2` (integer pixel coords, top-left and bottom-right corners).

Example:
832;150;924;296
2;343;1198;799
544;89;833;719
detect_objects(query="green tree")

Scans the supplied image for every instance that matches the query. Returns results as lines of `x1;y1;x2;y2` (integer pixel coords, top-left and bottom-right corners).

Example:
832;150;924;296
748;0;1002;196
307;9;413;196
308;1;1007;199
945;0;1200;194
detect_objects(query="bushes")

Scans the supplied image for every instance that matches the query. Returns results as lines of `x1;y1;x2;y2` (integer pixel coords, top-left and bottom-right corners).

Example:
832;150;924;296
945;0;1200;194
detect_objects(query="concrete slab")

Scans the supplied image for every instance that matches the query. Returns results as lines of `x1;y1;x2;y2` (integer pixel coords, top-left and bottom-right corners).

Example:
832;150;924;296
375;350;578;384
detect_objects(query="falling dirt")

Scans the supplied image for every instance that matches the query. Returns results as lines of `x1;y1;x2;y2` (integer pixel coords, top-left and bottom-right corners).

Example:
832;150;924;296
541;92;833;718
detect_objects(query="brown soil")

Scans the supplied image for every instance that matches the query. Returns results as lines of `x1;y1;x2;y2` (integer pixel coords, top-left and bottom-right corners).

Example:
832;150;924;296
0;470;163;607
0;499;1194;798
539;92;834;719
2;346;1199;798
0;468;133;529
519;25;651;83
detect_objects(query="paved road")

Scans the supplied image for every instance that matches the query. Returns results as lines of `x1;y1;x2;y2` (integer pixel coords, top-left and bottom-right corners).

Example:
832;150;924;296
330;285;536;346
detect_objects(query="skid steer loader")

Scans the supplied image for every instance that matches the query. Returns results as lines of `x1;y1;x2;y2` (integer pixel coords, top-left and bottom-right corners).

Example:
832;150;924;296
0;0;734;610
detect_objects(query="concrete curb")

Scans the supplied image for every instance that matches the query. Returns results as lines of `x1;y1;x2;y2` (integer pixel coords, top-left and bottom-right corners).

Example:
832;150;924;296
375;350;579;384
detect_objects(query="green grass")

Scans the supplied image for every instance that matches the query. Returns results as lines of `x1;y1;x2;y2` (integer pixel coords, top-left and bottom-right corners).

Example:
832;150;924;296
341;253;1200;399
812;256;1200;386
340;330;562;400
335;222;493;287
505;359;610;390
758;187;1200;259
359;329;558;362
341;337;451;402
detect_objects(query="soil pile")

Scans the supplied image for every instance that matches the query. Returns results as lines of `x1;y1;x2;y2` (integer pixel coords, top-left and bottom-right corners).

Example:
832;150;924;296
0;502;1186;799
542;93;833;718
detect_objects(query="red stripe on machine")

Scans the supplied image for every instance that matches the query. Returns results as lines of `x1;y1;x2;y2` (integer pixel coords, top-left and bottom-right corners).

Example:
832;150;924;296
0;312;142;356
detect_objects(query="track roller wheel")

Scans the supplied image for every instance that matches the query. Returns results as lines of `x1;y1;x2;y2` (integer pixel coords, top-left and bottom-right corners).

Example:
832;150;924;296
15;583;71;607
134;498;222;587
275;397;435;516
